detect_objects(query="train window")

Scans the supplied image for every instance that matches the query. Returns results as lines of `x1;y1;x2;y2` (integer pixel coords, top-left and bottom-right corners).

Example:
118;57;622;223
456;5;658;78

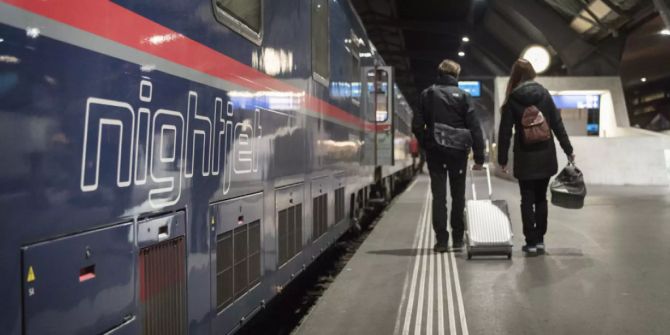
368;69;389;122
212;0;262;45
312;0;330;85
348;32;361;105
351;56;361;104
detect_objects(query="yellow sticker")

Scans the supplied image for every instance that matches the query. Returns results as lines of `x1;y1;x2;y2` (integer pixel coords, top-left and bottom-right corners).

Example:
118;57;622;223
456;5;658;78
211;217;215;226
27;266;36;283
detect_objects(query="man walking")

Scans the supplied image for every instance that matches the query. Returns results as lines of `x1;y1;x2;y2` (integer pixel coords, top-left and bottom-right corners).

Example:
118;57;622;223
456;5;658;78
412;59;485;253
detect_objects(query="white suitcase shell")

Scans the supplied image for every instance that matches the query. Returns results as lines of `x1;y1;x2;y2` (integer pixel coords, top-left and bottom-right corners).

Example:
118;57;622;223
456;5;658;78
465;165;513;259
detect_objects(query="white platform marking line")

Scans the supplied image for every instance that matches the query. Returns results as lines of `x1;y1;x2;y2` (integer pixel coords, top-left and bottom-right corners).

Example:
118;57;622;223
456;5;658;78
443;252;456;335
414;192;432;334
436;238;445;335
450;251;469;335
399;187;430;335
413;195;432;335
427;213;435;335
393;186;429;335
405;178;419;192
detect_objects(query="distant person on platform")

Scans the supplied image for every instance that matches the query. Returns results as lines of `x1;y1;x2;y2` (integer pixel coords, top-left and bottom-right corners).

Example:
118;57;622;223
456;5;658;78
409;136;426;174
497;59;575;256
412;59;485;253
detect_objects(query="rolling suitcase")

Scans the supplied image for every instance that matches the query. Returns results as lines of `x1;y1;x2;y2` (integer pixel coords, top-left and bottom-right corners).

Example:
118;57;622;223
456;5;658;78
465;164;513;260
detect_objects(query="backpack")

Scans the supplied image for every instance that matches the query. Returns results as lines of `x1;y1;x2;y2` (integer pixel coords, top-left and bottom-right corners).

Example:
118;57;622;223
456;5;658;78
521;105;551;145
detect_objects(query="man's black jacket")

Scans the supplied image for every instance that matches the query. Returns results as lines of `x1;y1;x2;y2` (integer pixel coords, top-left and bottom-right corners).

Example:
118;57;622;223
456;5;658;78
412;74;485;164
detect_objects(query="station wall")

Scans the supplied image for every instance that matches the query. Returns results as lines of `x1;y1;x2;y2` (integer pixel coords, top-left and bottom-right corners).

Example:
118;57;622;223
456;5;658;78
493;76;670;186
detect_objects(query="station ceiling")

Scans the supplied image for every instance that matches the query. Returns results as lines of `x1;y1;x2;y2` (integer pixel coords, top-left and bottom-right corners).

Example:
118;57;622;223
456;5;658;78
351;0;657;108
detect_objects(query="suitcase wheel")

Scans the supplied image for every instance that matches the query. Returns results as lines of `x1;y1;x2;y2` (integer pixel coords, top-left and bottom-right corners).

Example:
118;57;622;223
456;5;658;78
507;252;512;260
467;252;472;260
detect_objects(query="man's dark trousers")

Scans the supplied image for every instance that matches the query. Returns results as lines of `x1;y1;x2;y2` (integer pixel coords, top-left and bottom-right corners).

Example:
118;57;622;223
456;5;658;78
426;148;468;244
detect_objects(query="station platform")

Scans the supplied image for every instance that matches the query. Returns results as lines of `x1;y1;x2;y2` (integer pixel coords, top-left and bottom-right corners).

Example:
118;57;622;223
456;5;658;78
295;175;670;335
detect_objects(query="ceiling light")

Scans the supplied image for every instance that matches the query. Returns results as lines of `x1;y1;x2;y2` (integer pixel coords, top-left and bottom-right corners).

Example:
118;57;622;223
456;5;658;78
462;36;470;43
521;45;551;74
458;51;465;57
641;77;647;82
661;29;670;36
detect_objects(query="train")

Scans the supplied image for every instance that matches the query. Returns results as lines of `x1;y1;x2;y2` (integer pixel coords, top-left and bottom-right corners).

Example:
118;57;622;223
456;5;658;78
0;0;417;334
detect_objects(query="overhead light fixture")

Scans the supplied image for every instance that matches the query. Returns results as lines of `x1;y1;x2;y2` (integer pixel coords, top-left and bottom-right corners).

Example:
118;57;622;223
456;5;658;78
462;36;470;43
661;29;670;36
641;77;647;82
458;51;465;57
521;45;551;74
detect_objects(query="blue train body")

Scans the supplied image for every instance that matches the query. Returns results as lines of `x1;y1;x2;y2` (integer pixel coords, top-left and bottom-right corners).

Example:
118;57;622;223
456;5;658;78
0;1;414;334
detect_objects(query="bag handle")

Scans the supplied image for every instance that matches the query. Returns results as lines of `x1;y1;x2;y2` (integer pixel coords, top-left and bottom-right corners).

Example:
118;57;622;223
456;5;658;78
469;163;492;201
565;160;582;175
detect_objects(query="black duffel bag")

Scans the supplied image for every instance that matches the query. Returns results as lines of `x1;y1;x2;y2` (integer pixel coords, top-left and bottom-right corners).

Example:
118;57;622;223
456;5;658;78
550;162;586;209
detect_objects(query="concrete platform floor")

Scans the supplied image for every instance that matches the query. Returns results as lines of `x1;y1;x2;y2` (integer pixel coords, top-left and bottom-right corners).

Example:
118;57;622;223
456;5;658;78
294;175;670;335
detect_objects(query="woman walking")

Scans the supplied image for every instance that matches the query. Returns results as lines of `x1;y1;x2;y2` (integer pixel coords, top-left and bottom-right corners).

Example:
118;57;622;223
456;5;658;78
497;59;575;256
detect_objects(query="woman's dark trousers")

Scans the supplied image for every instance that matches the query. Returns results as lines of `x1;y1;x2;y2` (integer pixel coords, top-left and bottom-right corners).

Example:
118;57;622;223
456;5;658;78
518;178;550;245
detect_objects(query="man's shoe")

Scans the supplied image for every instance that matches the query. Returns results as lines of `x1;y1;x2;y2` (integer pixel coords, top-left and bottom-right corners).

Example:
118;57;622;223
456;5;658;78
451;241;465;252
522;245;538;255
536;242;546;254
434;242;449;253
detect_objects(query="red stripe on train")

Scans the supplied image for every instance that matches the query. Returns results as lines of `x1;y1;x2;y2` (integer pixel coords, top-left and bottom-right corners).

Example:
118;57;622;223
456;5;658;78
2;0;374;131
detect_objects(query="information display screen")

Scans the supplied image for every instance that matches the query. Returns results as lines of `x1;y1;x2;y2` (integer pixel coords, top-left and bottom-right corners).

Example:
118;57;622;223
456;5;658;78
551;95;600;109
587;123;599;134
458;81;481;97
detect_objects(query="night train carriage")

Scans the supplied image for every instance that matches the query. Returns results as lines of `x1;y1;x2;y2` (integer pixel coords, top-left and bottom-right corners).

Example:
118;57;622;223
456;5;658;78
0;1;413;335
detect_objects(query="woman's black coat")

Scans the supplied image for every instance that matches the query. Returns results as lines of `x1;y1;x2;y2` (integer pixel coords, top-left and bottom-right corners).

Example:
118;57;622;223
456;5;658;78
497;81;574;180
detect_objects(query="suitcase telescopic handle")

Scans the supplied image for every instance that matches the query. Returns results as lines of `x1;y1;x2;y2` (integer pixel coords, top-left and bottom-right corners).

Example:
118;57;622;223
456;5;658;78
469;163;492;201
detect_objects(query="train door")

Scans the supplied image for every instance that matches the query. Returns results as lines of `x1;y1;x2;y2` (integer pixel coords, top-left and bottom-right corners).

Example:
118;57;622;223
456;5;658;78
361;66;395;166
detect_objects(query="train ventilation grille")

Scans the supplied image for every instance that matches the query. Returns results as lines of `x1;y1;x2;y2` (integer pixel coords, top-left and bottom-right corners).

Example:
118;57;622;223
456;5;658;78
335;187;345;224
216;220;261;311
278;204;303;266
312;194;328;240
139;237;186;335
